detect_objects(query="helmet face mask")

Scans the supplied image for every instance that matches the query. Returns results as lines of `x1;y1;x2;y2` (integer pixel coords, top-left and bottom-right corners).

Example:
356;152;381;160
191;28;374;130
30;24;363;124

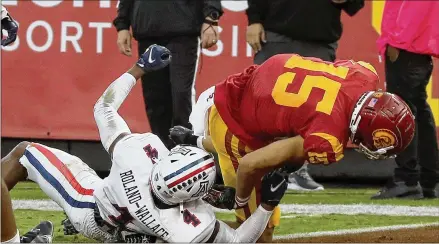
349;91;415;160
355;143;396;160
150;145;216;205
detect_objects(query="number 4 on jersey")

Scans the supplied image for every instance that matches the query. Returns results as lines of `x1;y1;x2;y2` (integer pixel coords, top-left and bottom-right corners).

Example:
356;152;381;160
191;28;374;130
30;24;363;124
183;209;201;227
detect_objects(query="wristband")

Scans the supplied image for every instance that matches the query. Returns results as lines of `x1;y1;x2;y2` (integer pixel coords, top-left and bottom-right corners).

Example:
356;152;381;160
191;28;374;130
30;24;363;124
235;195;250;208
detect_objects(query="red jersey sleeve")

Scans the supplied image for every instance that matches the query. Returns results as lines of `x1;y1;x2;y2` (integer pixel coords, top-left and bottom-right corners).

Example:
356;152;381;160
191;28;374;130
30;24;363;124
303;132;345;164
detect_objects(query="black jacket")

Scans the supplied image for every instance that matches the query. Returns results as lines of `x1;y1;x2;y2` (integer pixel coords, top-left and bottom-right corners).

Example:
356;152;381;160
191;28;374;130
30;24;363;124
113;0;223;40
247;0;364;43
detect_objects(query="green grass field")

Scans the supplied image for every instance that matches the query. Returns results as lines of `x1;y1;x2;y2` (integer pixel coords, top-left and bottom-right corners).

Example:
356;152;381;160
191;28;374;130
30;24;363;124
12;182;439;242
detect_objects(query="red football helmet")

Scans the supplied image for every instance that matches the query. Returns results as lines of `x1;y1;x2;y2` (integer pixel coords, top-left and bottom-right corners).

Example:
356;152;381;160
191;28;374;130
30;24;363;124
349;91;415;160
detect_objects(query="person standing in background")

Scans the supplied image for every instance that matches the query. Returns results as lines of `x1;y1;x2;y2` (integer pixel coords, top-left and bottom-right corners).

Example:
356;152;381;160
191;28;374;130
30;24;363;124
245;0;364;191
373;1;439;199
113;0;223;148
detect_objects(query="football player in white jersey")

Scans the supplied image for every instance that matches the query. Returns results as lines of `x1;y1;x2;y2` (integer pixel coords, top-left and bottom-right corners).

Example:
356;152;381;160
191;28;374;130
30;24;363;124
1;44;288;242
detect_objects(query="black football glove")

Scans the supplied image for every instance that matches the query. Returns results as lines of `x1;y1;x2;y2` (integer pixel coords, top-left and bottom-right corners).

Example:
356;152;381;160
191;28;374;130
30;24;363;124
202;184;238;210
1;13;18;47
261;170;287;207
169;125;199;146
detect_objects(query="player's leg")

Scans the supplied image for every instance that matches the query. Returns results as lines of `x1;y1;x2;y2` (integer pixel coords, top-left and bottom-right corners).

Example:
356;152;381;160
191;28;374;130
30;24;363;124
208;105;251;221
1;141;30;190
2;177;55;243
9;143;112;241
208;105;279;243
1;142;30;242
1;179;20;242
225;135;280;243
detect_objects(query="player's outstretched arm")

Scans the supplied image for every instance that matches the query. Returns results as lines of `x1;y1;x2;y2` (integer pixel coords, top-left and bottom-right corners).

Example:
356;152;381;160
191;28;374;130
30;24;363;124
235;135;306;204
94;44;171;156
204;170;287;243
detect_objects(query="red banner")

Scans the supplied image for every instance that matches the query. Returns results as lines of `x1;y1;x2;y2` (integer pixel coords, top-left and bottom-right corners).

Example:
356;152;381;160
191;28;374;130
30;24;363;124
1;1;438;141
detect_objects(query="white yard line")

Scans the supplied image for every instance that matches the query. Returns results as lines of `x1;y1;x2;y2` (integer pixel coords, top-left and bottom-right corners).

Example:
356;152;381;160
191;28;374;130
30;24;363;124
13;200;439;241
13;199;62;211
13;200;439;216
274;222;439;240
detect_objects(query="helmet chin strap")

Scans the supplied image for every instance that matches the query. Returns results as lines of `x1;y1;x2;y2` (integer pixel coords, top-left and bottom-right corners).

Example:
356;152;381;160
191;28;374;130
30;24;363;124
349;91;375;142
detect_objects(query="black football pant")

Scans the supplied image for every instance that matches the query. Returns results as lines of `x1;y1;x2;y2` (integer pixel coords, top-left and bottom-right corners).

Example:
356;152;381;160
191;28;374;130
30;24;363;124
254;31;338;65
385;47;439;190
138;36;199;149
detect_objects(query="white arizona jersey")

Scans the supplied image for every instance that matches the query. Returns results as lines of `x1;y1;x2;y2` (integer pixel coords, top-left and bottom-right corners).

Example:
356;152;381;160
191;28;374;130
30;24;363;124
93;133;216;242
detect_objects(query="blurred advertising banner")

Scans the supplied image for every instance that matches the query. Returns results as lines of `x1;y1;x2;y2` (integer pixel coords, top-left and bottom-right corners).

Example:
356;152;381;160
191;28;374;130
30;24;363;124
1;1;438;141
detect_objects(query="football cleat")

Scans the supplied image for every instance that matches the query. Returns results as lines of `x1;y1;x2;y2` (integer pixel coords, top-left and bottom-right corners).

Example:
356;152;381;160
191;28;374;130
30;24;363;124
287;163;324;191
20;221;54;243
136;44;171;73
349;91;415;160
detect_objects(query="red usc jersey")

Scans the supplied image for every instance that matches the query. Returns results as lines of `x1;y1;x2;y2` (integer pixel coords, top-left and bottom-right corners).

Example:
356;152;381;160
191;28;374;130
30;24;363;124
213;54;379;164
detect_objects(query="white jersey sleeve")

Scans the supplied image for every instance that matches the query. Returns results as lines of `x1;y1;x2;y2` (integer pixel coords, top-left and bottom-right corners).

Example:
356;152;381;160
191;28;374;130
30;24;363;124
189;86;215;137
94;73;136;152
212;205;273;242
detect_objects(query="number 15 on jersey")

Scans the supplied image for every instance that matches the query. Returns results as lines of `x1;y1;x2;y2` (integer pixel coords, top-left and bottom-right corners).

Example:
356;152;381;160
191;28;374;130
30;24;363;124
272;55;349;115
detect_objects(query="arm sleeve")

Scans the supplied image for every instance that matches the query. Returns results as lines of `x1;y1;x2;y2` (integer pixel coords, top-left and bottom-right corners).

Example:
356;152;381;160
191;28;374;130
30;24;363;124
211;206;273;243
93;73;136;152
340;0;365;17
246;0;267;25
203;0;223;19
113;0;133;32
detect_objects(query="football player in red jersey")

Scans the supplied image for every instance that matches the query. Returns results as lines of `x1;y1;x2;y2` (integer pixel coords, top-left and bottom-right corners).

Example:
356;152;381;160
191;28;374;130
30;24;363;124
170;54;415;242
